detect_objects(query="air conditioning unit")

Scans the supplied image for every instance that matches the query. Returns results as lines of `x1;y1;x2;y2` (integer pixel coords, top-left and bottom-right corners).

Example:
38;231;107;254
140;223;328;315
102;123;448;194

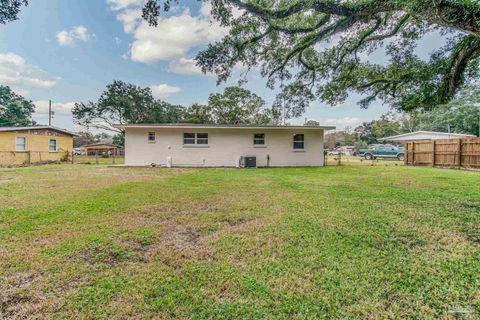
244;156;256;168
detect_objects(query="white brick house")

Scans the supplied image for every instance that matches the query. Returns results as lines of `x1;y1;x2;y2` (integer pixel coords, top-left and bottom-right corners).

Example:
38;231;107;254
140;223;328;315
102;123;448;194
116;124;335;167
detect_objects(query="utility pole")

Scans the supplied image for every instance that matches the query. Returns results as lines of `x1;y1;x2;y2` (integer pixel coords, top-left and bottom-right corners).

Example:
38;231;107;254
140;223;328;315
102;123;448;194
48;100;52;126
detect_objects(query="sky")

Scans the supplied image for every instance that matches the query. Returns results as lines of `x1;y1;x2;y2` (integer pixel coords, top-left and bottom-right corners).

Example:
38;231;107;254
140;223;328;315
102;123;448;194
0;0;444;132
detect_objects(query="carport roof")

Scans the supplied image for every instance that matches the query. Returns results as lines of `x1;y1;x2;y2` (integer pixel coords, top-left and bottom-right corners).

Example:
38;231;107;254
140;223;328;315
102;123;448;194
379;131;476;142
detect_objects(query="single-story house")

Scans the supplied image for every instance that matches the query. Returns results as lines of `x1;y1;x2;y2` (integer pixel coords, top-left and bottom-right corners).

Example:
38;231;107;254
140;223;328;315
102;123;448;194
80;143;121;156
0;126;75;165
116;124;335;167
379;131;477;143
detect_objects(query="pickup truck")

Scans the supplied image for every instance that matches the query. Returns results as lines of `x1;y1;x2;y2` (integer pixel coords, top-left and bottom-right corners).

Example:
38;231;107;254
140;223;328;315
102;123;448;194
357;145;405;161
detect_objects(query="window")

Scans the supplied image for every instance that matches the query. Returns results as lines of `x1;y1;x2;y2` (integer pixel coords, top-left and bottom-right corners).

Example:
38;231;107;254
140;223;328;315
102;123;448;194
253;133;265;145
293;134;304;149
148;132;156;142
16;137;26;151
196;133;209;145
183;133;196;144
49;139;57;152
183;133;208;145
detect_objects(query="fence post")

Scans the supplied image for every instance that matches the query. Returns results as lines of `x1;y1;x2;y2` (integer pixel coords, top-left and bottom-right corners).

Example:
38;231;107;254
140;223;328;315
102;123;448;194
412;141;415;166
431;140;435;167
27;151;31;165
95;150;99;165
457;139;462;168
404;143;408;164
112;150;116;165
71;151;74;164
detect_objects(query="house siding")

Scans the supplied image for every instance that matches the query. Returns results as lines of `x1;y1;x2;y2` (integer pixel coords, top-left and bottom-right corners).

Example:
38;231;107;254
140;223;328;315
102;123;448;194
0;130;73;166
125;128;325;167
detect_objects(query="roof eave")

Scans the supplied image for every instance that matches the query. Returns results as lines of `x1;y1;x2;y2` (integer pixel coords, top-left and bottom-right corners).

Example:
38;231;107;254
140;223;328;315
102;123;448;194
114;124;336;130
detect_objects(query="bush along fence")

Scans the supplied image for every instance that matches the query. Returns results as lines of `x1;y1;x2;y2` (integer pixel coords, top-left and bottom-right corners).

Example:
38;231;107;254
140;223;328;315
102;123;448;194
404;138;480;169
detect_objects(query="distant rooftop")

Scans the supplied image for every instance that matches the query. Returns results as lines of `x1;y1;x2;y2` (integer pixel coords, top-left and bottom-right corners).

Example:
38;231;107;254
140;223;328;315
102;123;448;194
379;131;477;142
0;125;76;136
114;123;336;130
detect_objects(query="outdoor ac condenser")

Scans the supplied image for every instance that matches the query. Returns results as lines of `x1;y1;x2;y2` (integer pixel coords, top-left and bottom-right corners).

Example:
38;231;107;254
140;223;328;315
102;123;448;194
239;156;256;168
244;156;256;168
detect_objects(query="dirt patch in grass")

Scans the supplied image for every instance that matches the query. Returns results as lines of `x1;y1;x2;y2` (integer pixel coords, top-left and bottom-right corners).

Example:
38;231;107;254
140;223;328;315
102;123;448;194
163;224;201;250
119;203;218;229
117;210;269;265
0;272;44;319
388;219;475;261
462;223;480;244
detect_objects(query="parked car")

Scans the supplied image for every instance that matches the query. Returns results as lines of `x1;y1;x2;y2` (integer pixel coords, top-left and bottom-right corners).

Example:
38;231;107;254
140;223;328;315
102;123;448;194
357;145;405;161
73;148;84;155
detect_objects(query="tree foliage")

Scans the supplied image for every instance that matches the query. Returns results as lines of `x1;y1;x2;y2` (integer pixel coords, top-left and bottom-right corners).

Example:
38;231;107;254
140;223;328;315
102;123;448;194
0;85;35;126
206;86;281;124
72;80;185;133
144;0;480;114
0;0;27;24
73;131;113;148
184;86;282;124
183;103;214;124
415;85;480;136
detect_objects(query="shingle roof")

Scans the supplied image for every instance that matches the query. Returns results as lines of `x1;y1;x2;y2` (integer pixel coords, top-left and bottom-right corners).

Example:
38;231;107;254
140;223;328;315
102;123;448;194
0;126;76;136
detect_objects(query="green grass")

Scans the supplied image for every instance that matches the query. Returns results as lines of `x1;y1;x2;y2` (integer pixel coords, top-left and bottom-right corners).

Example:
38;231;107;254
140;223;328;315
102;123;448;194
0;164;479;319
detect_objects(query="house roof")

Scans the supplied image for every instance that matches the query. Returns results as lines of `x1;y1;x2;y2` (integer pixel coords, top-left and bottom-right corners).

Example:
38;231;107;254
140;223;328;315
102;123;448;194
379;131;477;142
0;126;76;136
115;123;336;130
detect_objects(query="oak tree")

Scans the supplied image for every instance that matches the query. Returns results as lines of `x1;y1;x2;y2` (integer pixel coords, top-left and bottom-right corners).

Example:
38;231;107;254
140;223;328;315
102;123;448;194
144;0;480;114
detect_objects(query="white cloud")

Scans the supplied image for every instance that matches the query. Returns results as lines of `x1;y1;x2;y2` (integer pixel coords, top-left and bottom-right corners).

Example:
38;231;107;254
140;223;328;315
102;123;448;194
56;26;93;46
168;57;205;75
131;8;228;63
0;52;56;95
115;36;122;45
116;8;142;33
107;0;144;11
149;83;181;98
33;100;76;115
111;2;230;66
325;117;361;128
32;100;77;129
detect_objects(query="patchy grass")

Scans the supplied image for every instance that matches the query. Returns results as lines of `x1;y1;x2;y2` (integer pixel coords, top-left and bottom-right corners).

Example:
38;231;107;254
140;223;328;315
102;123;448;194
326;154;405;166
0;164;479;319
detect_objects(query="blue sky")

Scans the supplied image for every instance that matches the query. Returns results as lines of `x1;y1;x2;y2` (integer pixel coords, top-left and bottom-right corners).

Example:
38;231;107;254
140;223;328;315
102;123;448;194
0;0;444;132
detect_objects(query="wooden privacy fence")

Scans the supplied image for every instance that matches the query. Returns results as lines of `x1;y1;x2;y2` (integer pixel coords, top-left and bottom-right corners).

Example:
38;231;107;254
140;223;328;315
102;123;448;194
405;138;480;169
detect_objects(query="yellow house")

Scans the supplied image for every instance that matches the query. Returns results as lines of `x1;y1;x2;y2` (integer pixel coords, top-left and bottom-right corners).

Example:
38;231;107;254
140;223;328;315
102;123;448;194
0;126;75;166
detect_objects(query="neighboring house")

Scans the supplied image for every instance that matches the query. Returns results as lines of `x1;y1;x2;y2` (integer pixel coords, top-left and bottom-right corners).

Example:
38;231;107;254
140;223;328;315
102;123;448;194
80;143;121;156
116;124;335;167
379;131;477;143
0;126;75;166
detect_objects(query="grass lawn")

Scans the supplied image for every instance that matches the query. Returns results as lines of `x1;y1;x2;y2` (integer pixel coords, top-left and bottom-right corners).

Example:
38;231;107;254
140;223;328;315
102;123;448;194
0;165;479;319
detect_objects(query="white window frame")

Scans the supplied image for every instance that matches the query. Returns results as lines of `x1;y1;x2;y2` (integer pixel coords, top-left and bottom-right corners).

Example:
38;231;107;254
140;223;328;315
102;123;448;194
49;139;57;152
183;132;209;147
253;133;266;147
196;133;209;145
15;136;27;151
293;134;305;150
148;132;156;143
